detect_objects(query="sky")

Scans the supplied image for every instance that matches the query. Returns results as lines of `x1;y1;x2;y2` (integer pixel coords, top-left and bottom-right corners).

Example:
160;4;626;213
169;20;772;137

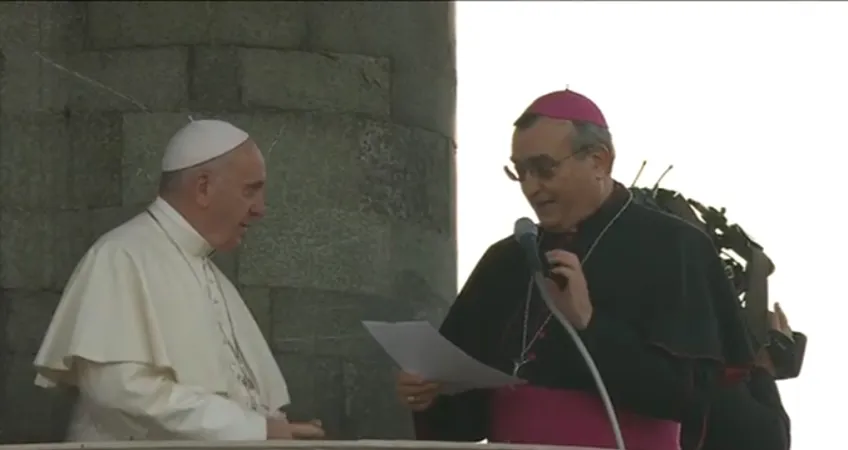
456;2;848;448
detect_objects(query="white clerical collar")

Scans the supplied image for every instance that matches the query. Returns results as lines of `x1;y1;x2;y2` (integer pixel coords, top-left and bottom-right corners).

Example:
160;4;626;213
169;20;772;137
149;197;214;258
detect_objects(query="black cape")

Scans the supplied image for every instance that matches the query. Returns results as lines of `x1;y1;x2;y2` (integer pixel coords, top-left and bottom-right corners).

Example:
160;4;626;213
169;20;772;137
414;183;754;450
698;367;790;450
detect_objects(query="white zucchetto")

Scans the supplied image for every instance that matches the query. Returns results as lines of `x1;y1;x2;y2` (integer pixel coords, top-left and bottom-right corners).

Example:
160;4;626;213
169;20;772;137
161;119;249;172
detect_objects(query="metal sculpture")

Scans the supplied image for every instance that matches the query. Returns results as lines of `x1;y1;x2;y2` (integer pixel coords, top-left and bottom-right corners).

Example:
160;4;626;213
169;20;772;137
628;162;804;380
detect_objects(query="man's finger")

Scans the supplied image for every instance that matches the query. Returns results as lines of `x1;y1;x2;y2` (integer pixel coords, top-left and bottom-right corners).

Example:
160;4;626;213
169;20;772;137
767;311;780;330
398;382;439;396
775;303;790;329
408;398;435;412
397;371;426;384
545;250;580;267
551;266;577;279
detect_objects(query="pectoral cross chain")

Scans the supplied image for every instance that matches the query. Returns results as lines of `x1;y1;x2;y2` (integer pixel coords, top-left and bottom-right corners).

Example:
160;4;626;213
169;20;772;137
512;357;529;377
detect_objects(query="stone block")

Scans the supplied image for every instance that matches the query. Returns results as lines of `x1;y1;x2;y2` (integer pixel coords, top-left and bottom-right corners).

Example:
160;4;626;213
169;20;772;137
0;50;69;113
189;46;241;110
51;210;93;290
0;289;8;353
0;113;71;209
239;285;270;341
388;223;456;318
212;248;239;281
306;2;456;136
342;356;413;439
86;2;306;49
269;287;412;358
357;122;455;234
121;113;191;205
208;2;307;48
0;2;41;49
0;210;55;289
274;352;345;437
0;352;76;443
221;112;454;232
68;111;123;208
219;113;367;215
3;290;60;354
239;49;391;117
66;48;188;112
0;2;84;51
0;209;98;290
239;207;393;295
87;204;147;243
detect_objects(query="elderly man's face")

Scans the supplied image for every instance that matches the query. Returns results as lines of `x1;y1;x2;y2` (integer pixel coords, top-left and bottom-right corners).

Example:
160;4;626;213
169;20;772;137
510;118;602;231
202;140;267;251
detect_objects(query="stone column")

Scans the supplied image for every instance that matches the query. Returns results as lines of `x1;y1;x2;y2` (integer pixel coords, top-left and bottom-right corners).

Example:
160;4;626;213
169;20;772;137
0;1;89;443
0;1;456;442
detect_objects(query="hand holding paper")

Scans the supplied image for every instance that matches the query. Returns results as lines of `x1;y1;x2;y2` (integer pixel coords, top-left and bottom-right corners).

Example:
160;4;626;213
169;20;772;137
363;320;524;394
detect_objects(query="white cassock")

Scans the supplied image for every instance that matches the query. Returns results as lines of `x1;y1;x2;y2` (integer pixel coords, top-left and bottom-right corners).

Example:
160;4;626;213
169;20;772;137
33;197;290;441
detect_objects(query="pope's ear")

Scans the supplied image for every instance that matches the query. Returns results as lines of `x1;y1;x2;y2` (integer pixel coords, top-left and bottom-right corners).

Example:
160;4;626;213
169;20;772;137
194;171;215;207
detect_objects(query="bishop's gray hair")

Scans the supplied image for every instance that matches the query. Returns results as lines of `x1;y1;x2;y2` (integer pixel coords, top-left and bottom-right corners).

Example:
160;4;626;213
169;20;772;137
570;120;616;161
513;112;616;166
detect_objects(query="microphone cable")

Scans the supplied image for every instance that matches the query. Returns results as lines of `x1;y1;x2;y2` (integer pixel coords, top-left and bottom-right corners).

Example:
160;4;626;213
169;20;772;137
514;217;626;450
532;271;626;450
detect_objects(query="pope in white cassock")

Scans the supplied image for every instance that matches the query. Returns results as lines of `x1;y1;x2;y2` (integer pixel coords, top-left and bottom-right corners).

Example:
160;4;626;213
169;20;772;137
33;120;325;441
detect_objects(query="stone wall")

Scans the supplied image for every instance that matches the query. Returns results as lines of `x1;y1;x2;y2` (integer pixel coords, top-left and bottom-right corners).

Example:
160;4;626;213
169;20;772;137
0;1;456;443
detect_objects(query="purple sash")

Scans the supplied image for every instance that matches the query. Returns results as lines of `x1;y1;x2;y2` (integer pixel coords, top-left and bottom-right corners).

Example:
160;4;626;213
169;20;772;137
490;385;681;450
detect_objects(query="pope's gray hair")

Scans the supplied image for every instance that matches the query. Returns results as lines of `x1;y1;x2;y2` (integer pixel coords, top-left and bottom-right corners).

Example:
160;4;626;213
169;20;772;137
157;152;232;195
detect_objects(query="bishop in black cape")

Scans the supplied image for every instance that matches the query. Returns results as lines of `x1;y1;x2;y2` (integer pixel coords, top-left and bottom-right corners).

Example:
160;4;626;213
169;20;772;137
411;91;754;450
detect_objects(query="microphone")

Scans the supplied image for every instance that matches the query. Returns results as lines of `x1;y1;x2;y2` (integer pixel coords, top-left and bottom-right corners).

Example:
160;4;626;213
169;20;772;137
513;217;550;274
512;217;627;450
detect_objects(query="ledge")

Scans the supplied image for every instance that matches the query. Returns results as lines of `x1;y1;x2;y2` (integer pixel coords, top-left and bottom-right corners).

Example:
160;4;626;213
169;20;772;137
0;440;603;450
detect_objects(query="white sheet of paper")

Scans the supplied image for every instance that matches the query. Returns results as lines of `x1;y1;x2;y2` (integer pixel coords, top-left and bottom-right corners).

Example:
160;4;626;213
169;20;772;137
363;320;524;394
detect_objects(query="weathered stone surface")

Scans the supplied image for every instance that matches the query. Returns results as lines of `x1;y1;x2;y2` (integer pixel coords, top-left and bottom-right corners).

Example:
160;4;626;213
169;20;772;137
239;208;393;293
240;50;391;117
0;210;55;289
0;352;76;443
0;113;70;209
240;285;271;340
86;2;306;49
212;249;239;281
357;122;454;234
0;2;41;49
51;210;93;290
3;290;60;354
342;356;413;439
270;287;413;357
121;113;189;205
0;50;69;113
68;112;123;208
66;48;188;112
0;2;84;51
274;353;345;437
388;223;456;313
189;46;242;110
221;113;454;292
0;208;138;291
306;2;457;137
0;2;78;111
1;1;456;443
87;204;148;242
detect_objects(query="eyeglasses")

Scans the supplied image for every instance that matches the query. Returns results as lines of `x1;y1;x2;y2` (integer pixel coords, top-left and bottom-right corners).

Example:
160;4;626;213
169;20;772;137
504;146;593;182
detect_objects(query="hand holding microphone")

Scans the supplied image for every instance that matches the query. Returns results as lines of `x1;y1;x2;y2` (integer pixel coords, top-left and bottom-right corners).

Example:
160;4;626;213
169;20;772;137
543;250;594;330
514;217;594;330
